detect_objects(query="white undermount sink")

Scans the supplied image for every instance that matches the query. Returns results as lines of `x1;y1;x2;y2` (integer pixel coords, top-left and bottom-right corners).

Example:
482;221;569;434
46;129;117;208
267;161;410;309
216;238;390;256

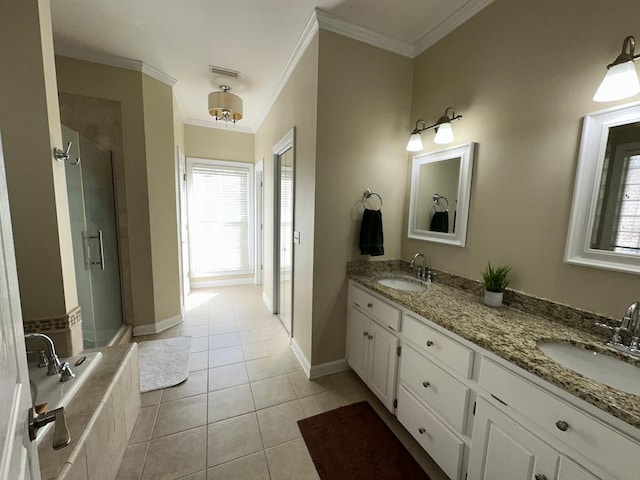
377;278;426;292
537;342;640;396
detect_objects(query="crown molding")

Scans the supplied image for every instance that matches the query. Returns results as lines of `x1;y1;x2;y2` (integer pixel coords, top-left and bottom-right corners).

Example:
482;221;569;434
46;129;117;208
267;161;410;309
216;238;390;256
185;118;255;134
414;0;496;56
314;8;414;58
54;46;177;86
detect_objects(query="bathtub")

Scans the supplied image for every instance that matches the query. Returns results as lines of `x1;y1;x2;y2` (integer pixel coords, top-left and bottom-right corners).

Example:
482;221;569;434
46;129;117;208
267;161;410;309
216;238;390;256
28;351;102;443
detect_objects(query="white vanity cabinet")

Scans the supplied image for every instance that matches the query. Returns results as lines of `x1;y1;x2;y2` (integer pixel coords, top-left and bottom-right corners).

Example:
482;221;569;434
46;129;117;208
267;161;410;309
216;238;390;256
347;285;400;412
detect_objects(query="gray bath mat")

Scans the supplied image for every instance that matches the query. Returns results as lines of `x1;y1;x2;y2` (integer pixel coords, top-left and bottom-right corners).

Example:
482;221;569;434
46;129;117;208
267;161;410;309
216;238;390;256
138;336;192;393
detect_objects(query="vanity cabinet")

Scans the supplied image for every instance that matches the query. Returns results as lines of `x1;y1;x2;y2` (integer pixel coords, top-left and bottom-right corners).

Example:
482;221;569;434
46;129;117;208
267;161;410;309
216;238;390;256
347;290;400;412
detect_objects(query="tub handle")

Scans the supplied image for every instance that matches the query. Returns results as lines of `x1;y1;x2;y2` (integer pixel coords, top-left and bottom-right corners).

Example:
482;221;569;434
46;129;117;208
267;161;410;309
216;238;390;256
28;405;71;450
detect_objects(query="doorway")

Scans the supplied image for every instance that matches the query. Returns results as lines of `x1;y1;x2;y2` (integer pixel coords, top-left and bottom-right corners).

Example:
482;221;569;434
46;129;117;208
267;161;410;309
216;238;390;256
273;129;295;335
62;124;124;348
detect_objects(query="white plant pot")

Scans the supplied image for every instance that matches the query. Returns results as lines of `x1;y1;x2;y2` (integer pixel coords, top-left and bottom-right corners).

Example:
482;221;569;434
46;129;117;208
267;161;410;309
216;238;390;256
484;290;503;308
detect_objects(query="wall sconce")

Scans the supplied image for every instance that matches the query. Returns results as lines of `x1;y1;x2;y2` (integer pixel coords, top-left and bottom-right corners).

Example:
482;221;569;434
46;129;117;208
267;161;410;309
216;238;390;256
406;107;463;151
594;35;640;102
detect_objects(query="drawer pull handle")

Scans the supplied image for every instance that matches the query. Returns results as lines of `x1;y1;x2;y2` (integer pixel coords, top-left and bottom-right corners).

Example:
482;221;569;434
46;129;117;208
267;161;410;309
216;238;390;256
367;302;373;308
426;340;434;347
363;331;368;337
422;381;430;388
418;427;426;434
555;420;569;432
534;475;547;480
367;335;373;340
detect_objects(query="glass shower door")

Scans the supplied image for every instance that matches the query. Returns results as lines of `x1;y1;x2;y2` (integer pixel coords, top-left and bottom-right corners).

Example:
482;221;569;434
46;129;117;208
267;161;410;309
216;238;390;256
63;125;123;348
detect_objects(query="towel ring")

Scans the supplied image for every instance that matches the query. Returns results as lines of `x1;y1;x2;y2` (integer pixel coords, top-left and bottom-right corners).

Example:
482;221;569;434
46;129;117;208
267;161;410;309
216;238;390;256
432;193;449;211
363;188;383;209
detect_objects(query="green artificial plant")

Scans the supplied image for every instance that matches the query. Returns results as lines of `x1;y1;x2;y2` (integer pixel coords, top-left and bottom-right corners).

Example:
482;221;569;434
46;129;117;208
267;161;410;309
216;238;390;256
481;262;511;293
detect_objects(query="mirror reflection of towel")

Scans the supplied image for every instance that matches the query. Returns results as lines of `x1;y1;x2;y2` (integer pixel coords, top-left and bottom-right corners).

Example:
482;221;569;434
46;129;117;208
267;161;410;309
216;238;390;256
359;209;384;256
430;211;449;233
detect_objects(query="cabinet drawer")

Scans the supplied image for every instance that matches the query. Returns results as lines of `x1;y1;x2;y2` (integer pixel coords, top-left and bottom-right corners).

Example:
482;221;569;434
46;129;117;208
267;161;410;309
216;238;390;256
351;285;401;332
479;357;640;480
397;385;465;480
404;314;473;378
400;345;469;433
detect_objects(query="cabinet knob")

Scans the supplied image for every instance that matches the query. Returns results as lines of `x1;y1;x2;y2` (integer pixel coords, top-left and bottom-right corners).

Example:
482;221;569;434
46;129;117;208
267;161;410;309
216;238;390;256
422;381;430;388
368;335;373;340
426;340;434;347
555;420;569;432
418;427;426;434
367;302;373;308
363;331;368;336
534;474;547;480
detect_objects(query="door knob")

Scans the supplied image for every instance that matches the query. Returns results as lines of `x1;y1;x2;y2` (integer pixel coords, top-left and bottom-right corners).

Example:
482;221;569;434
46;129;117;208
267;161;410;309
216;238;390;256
426;340;434;347
367;335;373;340
363;331;368;336
367;302;373;308
555;420;569;432
422;381;430;388
418;427;426;434
534;474;547;480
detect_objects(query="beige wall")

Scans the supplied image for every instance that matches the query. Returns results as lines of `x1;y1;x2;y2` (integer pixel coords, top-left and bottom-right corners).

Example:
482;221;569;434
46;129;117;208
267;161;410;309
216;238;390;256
255;35;319;362
173;96;185;155
0;0;78;319
403;0;640;318
142;75;182;322
312;30;413;364
185;124;254;162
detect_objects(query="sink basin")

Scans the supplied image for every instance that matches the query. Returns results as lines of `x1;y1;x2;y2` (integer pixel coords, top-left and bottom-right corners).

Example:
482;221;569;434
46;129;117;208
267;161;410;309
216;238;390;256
537;342;640;396
377;278;426;292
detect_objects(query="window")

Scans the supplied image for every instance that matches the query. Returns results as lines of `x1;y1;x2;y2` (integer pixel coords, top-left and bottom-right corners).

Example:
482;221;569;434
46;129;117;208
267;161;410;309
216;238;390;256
187;158;254;276
614;154;640;253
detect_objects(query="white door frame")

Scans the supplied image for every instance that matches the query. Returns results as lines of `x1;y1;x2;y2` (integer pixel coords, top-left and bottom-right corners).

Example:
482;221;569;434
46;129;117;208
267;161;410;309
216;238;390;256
176;146;189;307
255;158;264;285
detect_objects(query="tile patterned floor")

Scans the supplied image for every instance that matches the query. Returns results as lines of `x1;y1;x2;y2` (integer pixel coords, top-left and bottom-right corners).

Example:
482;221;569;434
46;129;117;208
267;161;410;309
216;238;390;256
117;284;448;480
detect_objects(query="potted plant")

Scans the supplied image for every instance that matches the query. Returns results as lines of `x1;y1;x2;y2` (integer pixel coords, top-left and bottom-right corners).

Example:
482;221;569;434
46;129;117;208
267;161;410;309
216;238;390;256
481;262;511;307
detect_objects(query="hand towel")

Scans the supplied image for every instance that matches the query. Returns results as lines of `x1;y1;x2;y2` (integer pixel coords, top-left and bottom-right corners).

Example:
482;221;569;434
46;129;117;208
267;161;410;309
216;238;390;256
359;209;384;256
430;211;449;233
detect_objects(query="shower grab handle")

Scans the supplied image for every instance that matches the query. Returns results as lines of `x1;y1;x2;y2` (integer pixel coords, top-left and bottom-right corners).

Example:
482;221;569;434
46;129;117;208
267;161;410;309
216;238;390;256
89;230;105;270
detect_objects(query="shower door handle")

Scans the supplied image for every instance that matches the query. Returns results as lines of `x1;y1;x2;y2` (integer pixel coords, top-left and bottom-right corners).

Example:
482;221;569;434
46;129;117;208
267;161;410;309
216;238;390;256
89;230;105;270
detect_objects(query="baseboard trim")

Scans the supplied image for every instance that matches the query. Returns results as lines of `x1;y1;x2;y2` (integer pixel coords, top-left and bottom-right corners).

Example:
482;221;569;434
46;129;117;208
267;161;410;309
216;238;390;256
191;278;254;288
132;313;183;337
290;338;311;378
262;291;273;312
309;359;350;380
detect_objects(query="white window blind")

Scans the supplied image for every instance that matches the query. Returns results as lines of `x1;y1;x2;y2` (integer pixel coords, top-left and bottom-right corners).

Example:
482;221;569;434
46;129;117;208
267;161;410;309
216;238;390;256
614;154;640;253
188;160;253;276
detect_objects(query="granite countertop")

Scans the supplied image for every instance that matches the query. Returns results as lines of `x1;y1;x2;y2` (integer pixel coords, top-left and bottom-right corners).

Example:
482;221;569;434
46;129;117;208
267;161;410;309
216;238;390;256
347;261;640;431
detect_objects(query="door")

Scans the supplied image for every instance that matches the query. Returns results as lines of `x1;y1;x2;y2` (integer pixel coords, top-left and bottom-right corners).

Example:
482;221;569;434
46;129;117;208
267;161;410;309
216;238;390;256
255;159;264;285
63;125;123;348
558;457;599;480
0;130;40;479
177;147;189;302
468;398;559;480
367;320;398;411
347;307;369;382
277;147;293;334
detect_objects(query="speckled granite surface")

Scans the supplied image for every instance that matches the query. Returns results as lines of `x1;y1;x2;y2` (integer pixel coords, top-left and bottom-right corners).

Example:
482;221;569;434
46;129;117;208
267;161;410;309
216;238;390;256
347;261;640;430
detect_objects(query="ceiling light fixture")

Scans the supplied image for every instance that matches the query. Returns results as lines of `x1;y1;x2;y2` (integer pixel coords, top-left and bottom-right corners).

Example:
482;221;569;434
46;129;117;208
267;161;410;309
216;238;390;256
594;35;640;102
406;107;463;151
208;85;243;123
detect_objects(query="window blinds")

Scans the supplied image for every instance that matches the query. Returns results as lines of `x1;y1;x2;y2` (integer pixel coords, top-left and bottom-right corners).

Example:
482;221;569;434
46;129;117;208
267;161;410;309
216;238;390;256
615;154;640;253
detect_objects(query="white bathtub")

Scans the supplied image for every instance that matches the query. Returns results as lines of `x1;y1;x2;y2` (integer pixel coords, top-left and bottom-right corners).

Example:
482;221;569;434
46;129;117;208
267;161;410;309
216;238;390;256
28;351;102;443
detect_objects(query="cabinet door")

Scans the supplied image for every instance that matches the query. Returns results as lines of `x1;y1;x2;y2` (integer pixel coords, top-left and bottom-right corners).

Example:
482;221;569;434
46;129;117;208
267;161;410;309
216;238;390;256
468;398;559;480
367;320;399;412
347;307;369;382
558;457;599;480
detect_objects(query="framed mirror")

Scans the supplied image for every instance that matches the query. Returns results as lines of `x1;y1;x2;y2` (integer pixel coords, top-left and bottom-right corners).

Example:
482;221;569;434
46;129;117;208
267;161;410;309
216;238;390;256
565;102;640;274
408;142;476;247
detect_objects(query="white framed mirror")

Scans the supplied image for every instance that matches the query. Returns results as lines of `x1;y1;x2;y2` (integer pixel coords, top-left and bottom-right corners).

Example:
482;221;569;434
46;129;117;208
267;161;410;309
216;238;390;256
565;102;640;274
408;142;476;247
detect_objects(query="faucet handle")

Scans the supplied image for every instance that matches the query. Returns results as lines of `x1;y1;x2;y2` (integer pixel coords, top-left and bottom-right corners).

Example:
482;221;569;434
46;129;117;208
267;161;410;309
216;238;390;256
596;322;624;345
28;406;71;450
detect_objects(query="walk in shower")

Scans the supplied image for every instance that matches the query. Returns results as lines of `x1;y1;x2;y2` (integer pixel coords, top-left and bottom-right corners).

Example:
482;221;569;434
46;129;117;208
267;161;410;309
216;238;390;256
63;124;124;348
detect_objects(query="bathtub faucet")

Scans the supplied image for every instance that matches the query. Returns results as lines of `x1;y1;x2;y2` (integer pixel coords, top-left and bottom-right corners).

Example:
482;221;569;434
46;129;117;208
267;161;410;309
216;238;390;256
25;333;74;381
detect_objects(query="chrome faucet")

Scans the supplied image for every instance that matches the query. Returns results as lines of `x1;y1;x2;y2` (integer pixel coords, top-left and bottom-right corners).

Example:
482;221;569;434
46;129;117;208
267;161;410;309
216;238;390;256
410;253;428;279
25;333;74;381
596;301;640;357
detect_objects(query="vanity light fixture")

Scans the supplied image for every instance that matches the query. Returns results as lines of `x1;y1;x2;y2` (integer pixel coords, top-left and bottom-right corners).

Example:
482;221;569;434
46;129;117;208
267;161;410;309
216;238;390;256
208;85;243;123
406;107;463;151
593;35;640;102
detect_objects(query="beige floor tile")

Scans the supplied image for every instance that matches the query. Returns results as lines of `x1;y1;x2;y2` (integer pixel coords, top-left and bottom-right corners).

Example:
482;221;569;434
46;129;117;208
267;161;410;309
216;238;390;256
182;315;209;327
190;336;210;353
278;351;304;373
239;325;288;344
233;305;273;320
250;374;297;410
185;304;209;316
245;355;285;382
207;413;263;468
287;370;328;398
129;404;159;445
265;438;319;480
181;324;210;337
236;316;282;331
153;394;207;438
209;345;244;367
208;311;236;323
117;442;148;480
298;391;345;418
208;321;237;335
140;390;163;408
142;426;207;480
208;362;249;391
162;370;208;403
206;451;269;480
209;332;241;349
207;384;255;423
242;338;290;361
189;351;209;372
256;400;305;448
